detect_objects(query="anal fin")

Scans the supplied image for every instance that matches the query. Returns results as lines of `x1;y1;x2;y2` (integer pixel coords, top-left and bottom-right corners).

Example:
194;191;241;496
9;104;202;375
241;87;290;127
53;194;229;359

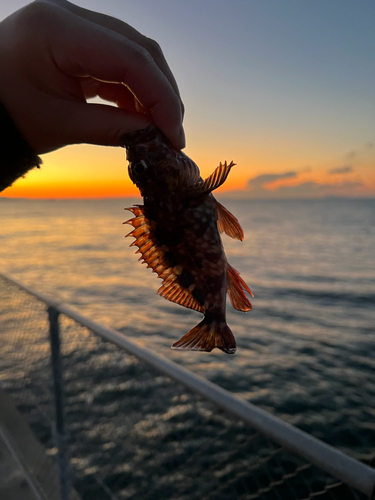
158;279;204;313
227;264;253;312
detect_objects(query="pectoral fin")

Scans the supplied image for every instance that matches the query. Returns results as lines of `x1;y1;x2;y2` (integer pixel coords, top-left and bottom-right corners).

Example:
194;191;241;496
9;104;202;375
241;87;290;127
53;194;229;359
226;264;253;312
216;201;244;241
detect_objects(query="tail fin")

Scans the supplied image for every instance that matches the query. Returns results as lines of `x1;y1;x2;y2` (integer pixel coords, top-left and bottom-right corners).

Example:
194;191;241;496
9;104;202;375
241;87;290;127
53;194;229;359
171;317;236;354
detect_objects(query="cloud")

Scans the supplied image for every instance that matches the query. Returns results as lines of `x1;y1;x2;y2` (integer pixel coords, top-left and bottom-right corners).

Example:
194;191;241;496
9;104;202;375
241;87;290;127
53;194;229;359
224;170;365;200
262;181;363;199
328;165;353;175
221;141;375;200
345;150;357;160
246;171;297;190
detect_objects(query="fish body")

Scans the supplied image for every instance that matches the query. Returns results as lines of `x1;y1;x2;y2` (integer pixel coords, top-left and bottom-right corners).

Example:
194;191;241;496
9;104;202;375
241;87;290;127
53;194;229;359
122;126;253;354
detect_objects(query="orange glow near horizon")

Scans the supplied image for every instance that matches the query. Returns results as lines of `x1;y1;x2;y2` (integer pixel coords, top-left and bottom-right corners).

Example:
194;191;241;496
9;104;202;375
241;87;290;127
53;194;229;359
1;145;137;199
1;143;249;199
1;142;374;199
1;181;140;199
1;176;247;199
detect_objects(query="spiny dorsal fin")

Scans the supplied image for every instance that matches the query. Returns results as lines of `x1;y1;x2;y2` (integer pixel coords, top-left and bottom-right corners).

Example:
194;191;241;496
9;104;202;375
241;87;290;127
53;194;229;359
226;264;253;312
125;205;144;217
191;161;235;196
124;205;203;313
216;201;244;241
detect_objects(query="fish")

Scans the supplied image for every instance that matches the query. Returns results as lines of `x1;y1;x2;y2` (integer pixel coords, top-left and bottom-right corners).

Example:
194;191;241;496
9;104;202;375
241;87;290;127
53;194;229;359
121;125;253;354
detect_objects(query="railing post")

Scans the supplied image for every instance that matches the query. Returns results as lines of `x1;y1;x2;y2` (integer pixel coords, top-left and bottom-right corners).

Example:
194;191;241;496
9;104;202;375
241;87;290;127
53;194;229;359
48;306;70;500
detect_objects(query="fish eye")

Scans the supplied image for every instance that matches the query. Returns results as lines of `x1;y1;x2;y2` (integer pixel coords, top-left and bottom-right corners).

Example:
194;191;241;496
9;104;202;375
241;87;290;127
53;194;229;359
131;161;148;176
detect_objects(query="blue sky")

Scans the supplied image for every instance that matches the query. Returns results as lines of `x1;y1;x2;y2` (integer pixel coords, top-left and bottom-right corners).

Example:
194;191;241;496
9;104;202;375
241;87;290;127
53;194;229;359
1;0;374;198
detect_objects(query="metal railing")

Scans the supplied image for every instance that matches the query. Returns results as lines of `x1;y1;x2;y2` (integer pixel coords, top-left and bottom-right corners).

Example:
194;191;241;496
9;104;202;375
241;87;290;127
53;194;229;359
0;271;374;500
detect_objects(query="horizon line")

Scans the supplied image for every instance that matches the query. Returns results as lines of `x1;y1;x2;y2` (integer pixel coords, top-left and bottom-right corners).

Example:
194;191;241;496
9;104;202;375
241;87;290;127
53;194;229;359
1;195;375;201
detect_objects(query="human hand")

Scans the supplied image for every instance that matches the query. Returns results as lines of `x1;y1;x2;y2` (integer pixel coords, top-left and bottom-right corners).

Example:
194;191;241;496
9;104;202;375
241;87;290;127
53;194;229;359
0;0;185;154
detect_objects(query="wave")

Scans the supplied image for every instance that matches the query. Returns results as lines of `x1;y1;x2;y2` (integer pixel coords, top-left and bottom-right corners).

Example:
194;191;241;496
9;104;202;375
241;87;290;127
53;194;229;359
280;288;375;307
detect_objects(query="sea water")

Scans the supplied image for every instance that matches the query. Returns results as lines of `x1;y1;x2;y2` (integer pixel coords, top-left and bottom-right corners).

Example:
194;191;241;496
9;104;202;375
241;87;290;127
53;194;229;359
0;197;374;455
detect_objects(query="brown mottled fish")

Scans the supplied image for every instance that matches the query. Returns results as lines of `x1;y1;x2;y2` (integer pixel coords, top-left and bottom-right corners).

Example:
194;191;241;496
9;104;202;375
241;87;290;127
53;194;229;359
121;125;253;354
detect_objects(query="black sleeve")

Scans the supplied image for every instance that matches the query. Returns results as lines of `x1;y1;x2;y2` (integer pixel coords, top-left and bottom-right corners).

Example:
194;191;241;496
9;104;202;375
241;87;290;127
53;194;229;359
0;102;42;192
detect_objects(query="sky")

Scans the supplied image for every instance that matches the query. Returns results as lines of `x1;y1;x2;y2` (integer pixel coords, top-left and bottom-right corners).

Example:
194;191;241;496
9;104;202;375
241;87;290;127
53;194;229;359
1;0;375;199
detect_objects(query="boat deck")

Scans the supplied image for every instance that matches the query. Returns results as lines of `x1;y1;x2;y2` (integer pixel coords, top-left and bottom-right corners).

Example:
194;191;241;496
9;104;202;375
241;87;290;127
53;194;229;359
0;388;80;500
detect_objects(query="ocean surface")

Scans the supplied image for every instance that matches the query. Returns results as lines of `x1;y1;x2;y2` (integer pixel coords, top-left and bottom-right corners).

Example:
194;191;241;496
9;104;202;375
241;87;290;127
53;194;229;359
1;197;375;458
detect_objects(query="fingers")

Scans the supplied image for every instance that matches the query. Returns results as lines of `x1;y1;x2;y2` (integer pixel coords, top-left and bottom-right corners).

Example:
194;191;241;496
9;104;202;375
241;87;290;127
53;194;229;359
47;0;183;108
79;79;139;113
50;11;185;148
38;0;185;148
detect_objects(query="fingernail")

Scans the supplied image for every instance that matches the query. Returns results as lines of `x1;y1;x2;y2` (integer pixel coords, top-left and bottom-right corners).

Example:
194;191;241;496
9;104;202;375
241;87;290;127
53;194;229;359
177;124;186;150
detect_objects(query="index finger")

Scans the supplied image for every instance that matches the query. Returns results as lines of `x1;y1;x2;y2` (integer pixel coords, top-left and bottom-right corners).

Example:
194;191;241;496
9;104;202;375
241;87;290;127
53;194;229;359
41;0;184;120
52;14;184;148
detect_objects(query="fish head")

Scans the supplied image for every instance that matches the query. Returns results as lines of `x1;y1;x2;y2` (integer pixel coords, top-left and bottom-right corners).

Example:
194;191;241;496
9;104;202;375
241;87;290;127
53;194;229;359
121;126;200;198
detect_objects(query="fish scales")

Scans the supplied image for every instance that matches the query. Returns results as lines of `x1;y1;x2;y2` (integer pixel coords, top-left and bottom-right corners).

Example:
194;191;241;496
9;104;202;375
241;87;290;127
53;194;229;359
121;125;253;354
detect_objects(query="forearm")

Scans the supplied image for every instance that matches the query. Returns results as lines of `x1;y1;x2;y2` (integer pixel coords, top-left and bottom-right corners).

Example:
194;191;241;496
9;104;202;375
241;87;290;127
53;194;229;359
0;102;41;192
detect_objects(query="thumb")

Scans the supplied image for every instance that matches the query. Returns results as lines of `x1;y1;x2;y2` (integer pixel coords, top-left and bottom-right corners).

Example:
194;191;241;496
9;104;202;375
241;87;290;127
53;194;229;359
58;101;152;149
